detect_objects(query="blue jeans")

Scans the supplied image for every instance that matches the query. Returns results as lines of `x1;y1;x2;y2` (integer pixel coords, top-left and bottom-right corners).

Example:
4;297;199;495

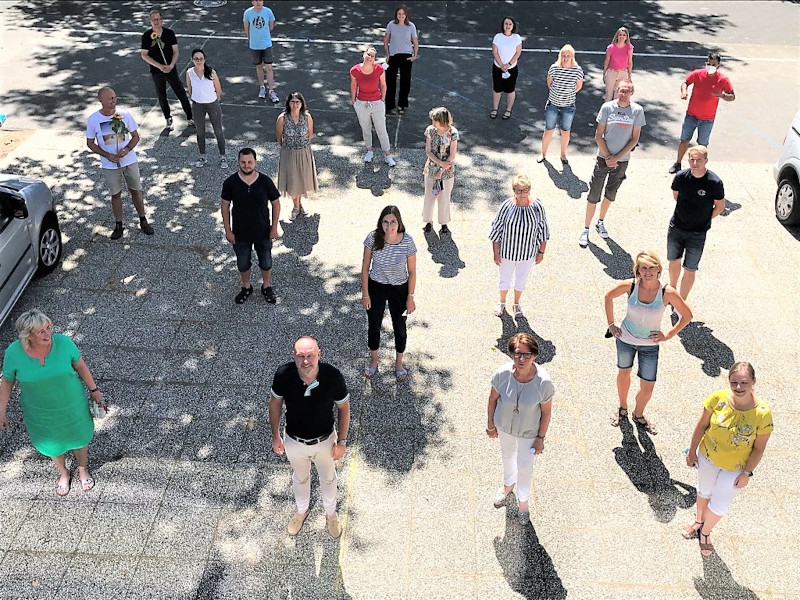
616;339;659;382
233;238;272;273
544;103;576;131
667;225;707;271
680;113;715;145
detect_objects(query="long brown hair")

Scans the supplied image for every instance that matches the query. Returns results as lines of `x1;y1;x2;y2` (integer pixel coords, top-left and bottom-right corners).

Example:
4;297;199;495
372;205;406;251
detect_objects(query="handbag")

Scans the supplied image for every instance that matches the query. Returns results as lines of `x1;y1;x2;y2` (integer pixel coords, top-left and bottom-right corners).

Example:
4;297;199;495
89;399;108;419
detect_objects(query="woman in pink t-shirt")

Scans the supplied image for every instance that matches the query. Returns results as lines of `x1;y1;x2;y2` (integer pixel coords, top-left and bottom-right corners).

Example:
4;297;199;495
603;27;634;101
350;47;396;167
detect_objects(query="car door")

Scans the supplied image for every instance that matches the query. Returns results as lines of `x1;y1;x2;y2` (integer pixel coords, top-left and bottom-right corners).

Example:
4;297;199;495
0;191;36;325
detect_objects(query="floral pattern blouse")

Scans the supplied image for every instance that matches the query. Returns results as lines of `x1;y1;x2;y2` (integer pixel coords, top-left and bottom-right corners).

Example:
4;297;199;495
423;125;459;180
281;111;311;150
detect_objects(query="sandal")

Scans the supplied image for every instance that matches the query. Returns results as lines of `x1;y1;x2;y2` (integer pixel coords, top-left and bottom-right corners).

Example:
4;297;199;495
609;406;628;427
633;414;658;435
56;477;71;497
513;303;524;318
493;485;514;508
699;530;714;556
502;110;512;120
493;303;505;317
364;365;377;379
682;520;703;540
396;368;408;382
490;109;498;119
80;476;95;493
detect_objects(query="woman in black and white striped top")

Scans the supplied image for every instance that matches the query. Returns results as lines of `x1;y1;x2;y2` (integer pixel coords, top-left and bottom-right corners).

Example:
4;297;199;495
489;174;550;319
361;205;417;381
538;44;584;165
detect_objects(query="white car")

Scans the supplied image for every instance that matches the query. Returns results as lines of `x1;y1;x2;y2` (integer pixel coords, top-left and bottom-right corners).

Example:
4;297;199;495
0;174;62;325
774;107;800;225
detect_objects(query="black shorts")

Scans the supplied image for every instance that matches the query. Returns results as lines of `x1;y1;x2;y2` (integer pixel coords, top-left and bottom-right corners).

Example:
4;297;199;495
492;64;518;94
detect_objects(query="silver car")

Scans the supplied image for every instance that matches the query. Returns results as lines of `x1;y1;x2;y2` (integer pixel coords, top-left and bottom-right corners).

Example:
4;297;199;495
0;174;62;325
774;107;800;225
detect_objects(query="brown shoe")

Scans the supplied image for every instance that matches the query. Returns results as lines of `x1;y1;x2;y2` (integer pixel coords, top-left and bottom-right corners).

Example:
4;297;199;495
326;513;342;539
287;511;308;536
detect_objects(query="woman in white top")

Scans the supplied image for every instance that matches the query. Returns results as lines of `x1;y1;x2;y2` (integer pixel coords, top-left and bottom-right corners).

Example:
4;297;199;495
491;17;523;120
186;48;226;169
383;4;419;115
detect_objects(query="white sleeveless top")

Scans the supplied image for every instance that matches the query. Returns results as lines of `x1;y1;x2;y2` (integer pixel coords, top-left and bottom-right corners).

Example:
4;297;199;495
188;69;217;103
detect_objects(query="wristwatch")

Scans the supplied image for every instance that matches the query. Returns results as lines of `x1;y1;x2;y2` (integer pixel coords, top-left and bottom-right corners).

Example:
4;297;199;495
535;434;545;440
337;440;347;447
744;470;754;477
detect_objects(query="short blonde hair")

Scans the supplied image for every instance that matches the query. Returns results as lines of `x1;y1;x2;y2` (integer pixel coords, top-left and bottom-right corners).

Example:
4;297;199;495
428;106;453;128
511;173;531;190
557;44;577;67
633;250;662;279
15;309;52;350
688;145;708;159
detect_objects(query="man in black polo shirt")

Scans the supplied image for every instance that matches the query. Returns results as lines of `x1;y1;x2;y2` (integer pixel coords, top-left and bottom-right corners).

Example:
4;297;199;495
221;147;281;304
270;336;350;538
140;8;193;130
667;144;725;302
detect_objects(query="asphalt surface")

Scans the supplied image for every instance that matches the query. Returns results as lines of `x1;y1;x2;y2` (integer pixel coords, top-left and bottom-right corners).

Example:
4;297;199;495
0;2;799;599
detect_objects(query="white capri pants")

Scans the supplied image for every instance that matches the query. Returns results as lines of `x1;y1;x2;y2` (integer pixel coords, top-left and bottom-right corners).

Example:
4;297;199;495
353;99;391;152
498;257;535;291
696;454;742;517
422;175;454;224
498;429;539;503
284;432;339;515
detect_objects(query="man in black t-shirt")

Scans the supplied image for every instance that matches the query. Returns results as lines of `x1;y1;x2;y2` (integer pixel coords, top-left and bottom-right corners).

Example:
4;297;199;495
667;145;726;300
139;8;193;130
269;336;351;538
221;148;281;304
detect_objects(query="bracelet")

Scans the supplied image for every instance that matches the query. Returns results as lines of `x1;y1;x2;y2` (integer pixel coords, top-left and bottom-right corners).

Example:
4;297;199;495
486;427;496;432
744;470;754;477
408;292;415;297
89;388;100;394
536;434;545;440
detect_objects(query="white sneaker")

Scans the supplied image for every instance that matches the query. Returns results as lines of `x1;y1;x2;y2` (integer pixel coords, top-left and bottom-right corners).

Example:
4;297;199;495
220;157;229;170
258;86;266;99
363;150;374;162
595;221;609;239
384;155;396;167
268;90;279;103
195;156;207;167
579;228;589;248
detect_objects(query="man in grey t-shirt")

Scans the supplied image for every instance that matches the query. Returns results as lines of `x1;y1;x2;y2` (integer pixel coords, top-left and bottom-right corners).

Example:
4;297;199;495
579;80;646;248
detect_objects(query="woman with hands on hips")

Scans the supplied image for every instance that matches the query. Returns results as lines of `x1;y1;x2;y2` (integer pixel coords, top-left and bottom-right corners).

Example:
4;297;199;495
682;362;773;557
350;47;396;167
605;250;691;435
361;205;417;381
486;333;553;524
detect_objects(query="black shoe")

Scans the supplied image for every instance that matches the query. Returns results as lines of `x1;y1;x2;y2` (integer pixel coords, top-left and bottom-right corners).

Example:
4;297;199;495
235;286;253;304
668;161;681;174
110;222;124;240
139;217;154;235
165;117;173;130
262;286;276;304
440;224;450;235
423;223;432;233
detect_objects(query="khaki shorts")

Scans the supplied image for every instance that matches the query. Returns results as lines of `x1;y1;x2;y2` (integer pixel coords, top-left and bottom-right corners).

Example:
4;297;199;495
102;163;142;196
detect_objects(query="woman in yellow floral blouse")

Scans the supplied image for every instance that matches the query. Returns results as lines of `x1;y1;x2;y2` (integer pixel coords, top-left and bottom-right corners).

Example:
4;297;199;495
683;362;773;556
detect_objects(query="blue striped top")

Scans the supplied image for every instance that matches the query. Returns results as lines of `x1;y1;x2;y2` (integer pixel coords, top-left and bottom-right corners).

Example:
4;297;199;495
364;231;417;285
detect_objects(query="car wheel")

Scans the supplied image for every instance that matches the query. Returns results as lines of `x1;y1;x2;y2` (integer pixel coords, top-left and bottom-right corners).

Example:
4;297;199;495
776;177;800;225
37;215;62;274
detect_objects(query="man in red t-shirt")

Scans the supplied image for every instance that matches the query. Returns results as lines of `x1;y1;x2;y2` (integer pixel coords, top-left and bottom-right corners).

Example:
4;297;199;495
669;53;735;174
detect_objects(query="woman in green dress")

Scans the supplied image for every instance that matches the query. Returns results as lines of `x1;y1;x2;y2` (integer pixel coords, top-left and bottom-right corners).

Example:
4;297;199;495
0;309;104;496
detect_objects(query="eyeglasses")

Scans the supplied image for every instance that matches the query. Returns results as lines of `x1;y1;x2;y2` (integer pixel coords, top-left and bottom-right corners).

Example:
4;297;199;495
192;57;204;61
513;187;531;193
512;352;533;360
382;219;398;226
289;100;302;104
34;325;53;335
617;89;633;94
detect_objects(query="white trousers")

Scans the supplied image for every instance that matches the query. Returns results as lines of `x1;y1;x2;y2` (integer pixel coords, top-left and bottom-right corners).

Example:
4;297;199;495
498;429;538;502
353;99;391;152
284;432;338;515
696;454;742;517
422;175;454;224
498;257;535;291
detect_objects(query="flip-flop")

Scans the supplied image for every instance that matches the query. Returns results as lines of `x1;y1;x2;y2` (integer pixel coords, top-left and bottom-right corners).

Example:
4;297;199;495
80;476;95;493
364;365;377;379
56;478;71;497
396;368;408;382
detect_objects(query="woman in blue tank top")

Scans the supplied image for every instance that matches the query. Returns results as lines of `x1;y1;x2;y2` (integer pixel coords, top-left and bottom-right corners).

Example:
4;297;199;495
604;250;692;434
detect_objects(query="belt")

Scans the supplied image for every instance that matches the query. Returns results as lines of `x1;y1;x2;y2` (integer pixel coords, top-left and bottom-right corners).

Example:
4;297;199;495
287;431;333;446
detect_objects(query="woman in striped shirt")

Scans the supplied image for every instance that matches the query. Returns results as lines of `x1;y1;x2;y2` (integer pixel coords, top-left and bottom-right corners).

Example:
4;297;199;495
489;174;550;318
538;44;584;165
361;206;417;381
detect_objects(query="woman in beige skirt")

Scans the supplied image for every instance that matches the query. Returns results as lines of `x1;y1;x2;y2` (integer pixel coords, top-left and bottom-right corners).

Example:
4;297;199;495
276;91;319;220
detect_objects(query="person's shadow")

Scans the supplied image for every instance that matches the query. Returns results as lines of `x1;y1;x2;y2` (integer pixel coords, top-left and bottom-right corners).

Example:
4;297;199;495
613;416;695;522
588;238;633;280
676;321;735;377
355;163;391;197
280;212;320;257
494;502;567;599
495;313;556;364
423;229;466;278
542;160;589;199
720;199;742;217
694;551;760;600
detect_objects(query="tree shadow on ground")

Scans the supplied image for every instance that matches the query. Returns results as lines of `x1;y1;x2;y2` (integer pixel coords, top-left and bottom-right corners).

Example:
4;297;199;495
494;500;567;600
613;416;695;523
588;238;634;280
280;212;320;257
422;229;466;278
355;162;392;196
676;321;735;377
695;552;760;600
540;159;589;199
495;313;556;364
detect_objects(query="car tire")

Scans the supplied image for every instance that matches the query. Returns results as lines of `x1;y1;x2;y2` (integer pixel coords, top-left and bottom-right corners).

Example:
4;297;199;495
37;215;62;274
776;177;800;225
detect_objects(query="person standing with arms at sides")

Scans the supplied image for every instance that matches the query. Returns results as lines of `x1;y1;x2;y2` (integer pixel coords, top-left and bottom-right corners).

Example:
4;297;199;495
244;0;279;102
186;48;227;169
383;4;419;115
578;80;645;248
490;17;522;120
140;8;193;130
667;145;725;302
270;336;351;538
351;47;396;167
220;148;281;305
276;92;319;221
669;53;735;174
422;106;459;235
537;44;584;165
602;27;634;101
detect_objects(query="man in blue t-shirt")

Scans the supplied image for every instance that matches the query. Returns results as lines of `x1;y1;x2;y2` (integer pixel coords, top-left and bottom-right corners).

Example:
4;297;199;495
667;145;726;301
243;0;279;102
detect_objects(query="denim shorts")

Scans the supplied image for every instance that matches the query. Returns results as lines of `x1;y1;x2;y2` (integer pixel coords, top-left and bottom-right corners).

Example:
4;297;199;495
233;238;272;272
667;225;707;271
251;47;274;65
616;338;659;382
544;103;576;131
680;113;715;145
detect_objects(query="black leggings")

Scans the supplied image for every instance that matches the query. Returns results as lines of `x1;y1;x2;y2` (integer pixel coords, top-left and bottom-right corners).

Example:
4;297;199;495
367;278;408;353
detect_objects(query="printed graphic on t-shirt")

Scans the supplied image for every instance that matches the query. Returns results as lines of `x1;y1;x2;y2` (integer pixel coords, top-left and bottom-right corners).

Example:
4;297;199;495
98;120;125;146
251;15;266;29
607;110;634;130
